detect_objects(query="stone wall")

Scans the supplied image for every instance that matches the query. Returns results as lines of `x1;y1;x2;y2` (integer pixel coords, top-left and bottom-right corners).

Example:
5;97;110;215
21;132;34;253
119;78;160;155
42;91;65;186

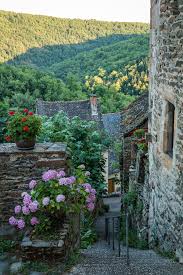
122;135;132;186
21;214;80;261
128;151;149;242
0;143;69;224
149;0;183;262
122;120;148;186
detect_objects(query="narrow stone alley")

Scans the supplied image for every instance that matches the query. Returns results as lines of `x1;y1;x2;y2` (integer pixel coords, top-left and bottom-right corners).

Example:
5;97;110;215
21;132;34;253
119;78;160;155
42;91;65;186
66;197;183;275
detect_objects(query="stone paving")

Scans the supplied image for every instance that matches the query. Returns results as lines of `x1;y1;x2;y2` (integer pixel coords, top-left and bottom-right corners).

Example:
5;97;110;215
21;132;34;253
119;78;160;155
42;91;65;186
1;196;183;274
66;240;183;275
66;196;183;275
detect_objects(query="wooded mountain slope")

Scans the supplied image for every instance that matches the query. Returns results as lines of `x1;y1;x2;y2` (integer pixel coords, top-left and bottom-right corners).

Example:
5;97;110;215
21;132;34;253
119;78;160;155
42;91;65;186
48;35;149;80
0;10;149;115
0;10;149;61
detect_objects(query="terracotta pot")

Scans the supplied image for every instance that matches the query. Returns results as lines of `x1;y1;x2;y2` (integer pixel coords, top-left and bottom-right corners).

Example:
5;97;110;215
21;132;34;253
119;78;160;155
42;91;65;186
15;139;35;150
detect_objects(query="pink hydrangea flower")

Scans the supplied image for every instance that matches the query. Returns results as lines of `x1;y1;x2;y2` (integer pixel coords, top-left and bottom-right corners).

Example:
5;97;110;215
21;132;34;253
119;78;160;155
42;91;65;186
61;176;76;185
56;194;65;203
30;217;39;226
86;196;93;203
59;177;68;185
69;176;76;184
14;205;21;214
21;192;28;197
42;170;57;182
42;197;50;206
91;188;96;195
89;194;96;201
17;219;25;230
82;183;92;191
9;216;17;226
86;194;96;203
23;194;32;206
22;206;30;215
65;177;72;184
57;170;66;178
29;201;39;212
78;164;85;170
87;202;95;212
29;180;37;189
85;171;91;177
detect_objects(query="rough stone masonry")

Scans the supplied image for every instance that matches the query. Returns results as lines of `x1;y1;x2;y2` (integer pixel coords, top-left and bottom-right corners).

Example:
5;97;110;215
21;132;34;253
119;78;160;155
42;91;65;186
0;143;69;224
149;0;183;262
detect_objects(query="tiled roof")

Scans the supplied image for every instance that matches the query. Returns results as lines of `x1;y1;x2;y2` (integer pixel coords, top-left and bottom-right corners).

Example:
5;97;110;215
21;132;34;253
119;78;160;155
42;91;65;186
36;99;93;120
36;98;104;129
121;92;148;136
102;112;121;139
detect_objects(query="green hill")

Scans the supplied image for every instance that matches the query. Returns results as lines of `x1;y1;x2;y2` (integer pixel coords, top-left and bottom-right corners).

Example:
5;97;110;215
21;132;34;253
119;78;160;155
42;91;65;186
48;35;149;80
0;10;149;115
0;10;149;65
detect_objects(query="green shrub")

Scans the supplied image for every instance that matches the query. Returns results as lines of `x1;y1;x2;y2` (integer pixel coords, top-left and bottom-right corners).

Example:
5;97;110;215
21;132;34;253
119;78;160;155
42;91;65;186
0;101;9;143
80;214;97;249
38;112;109;194
0;238;16;254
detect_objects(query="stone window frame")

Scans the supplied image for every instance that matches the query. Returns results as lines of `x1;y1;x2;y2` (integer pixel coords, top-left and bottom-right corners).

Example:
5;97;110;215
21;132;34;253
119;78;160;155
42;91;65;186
163;101;175;158
159;92;177;169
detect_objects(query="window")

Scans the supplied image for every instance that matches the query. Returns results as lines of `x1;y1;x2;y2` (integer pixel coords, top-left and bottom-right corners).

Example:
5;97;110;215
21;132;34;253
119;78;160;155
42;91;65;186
163;101;175;157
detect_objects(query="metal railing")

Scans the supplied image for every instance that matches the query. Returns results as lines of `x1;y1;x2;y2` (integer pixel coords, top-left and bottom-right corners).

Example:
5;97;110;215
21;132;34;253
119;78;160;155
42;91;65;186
105;211;129;265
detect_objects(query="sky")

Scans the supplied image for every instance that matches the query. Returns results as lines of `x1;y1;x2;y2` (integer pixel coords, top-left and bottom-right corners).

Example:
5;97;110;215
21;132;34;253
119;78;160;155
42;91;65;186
0;0;150;23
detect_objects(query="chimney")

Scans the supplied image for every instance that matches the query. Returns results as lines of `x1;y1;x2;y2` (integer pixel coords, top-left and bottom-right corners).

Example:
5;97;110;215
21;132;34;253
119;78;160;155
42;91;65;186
90;94;98;118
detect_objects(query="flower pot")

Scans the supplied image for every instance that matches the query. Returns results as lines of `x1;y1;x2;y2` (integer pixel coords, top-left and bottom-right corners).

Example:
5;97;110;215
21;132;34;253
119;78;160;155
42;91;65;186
15;139;35;150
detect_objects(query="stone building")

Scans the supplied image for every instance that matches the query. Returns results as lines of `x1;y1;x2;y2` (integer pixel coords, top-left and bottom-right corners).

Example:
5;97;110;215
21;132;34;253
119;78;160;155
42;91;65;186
121;92;148;186
149;0;183;261
102;112;121;193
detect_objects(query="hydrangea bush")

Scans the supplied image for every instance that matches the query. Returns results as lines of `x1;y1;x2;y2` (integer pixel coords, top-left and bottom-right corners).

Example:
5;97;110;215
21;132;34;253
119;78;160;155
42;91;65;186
9;167;96;235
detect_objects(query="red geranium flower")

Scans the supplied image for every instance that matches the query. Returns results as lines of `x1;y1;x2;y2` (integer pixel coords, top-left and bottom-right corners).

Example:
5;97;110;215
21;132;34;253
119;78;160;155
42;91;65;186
23;126;29;132
5;136;11;142
23;108;29;113
28;112;33;116
21;117;27;122
9;111;15;116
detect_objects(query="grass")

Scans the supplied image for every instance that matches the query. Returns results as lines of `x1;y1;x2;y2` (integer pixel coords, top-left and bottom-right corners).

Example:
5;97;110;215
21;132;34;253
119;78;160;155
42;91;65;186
64;250;81;272
120;215;149;250
20;261;51;274
0;238;16;254
19;250;81;274
155;247;176;261
80;214;98;249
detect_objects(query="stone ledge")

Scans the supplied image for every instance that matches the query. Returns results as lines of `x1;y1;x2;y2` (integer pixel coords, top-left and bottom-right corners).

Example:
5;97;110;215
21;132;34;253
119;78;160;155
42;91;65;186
0;142;69;223
0;143;67;155
20;215;80;261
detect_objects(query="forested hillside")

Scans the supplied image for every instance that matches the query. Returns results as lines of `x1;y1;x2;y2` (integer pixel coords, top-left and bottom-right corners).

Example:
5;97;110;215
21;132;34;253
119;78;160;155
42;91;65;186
0;10;149;116
0;58;148;113
0;65;86;107
0;10;149;64
48;35;149;80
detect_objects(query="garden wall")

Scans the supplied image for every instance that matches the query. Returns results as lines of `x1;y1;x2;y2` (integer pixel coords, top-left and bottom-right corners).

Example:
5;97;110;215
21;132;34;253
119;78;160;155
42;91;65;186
149;0;183;262
21;213;80;261
0;143;69;224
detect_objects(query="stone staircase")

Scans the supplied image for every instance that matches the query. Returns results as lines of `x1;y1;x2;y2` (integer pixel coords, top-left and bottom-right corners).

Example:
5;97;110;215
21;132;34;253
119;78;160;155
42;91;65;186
67;197;183;275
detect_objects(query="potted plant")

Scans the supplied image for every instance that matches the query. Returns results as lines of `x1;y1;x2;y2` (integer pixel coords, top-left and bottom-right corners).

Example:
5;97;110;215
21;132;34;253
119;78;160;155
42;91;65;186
133;128;148;153
5;108;41;150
